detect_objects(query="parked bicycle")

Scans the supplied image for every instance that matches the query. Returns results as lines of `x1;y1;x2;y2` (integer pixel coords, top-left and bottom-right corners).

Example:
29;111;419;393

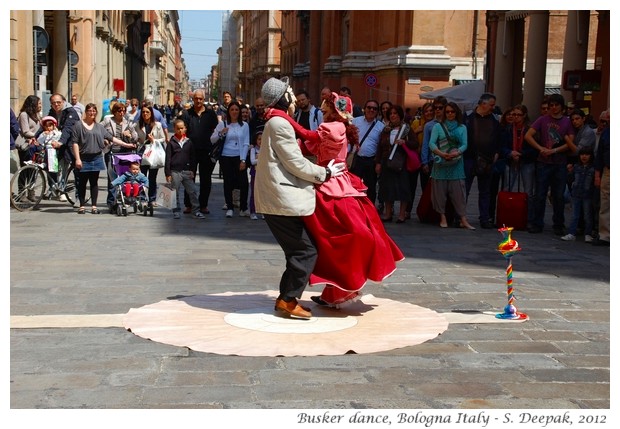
10;153;77;211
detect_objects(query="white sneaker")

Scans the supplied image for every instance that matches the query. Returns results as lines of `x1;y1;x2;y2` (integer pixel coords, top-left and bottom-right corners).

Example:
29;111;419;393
173;212;181;219
193;211;205;219
561;233;576;241
59;194;67;202
260;214;265;220
222;204;228;210
239;209;250;217
225;209;233;218
250;213;258;220
585;235;594;243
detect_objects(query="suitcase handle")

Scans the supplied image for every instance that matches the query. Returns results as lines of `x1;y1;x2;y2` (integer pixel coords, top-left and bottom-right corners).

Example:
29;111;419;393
506;162;523;192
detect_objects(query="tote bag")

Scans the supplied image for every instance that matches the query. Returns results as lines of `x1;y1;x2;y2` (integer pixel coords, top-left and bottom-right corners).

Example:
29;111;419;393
434;123;461;167
156;183;177;209
141;140;166;169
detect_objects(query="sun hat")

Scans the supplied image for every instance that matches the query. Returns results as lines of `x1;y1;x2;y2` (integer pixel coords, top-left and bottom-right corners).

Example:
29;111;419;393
40;116;57;127
323;92;353;121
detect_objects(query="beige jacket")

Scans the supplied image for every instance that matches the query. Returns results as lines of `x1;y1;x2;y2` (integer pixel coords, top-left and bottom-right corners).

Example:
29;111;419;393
255;115;327;216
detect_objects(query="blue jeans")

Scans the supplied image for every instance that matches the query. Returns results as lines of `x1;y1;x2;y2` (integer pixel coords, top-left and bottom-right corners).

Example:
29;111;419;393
532;162;568;229
567;197;593;236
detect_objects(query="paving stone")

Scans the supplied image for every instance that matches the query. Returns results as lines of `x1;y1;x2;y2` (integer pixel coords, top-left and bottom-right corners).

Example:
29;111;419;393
9;173;610;412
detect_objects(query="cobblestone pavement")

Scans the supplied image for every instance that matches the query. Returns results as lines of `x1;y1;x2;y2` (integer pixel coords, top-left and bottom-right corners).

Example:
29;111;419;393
9;171;610;422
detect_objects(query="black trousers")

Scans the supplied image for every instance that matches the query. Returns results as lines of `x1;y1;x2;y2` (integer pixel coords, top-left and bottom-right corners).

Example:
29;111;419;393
350;155;378;206
264;214;318;301
219;155;248;211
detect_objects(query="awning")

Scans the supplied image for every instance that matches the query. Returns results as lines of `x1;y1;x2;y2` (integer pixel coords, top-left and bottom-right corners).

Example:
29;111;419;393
419;80;486;112
505;10;530;21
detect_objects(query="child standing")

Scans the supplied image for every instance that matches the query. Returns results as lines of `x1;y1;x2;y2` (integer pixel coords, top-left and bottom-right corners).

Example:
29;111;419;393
562;146;595;242
110;161;149;199
164;119;205;220
248;131;262;220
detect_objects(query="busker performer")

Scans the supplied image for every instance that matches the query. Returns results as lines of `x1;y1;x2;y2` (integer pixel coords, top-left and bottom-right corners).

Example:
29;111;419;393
255;77;346;319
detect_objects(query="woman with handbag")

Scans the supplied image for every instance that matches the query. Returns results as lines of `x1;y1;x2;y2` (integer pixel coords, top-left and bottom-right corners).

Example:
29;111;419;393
429;102;475;230
71;103;127;214
136;105;167;204
375;105;417;223
16;95;42;165
412;102;435;190
500;104;536;228
102;101;139;208
210;100;251;218
404;102;433;219
14;95;42;201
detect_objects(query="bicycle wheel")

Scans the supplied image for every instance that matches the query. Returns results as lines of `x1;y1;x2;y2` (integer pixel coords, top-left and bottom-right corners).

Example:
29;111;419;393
10;165;46;211
57;164;76;206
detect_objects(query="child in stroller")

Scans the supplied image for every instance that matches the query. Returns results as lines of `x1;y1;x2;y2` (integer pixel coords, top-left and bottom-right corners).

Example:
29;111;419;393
110;156;153;216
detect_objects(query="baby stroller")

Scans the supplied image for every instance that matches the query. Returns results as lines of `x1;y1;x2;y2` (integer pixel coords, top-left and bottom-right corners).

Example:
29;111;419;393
110;153;153;217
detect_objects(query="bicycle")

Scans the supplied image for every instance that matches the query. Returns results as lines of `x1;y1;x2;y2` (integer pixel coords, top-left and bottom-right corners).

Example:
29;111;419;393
10;152;77;211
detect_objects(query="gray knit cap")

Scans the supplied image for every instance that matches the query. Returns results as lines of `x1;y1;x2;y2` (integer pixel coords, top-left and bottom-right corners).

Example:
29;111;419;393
261;77;289;107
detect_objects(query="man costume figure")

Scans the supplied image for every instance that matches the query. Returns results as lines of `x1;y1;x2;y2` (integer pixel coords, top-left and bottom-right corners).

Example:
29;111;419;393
255;77;345;319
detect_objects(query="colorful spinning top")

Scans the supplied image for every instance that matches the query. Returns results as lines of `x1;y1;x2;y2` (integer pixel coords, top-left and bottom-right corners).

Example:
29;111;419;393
496;226;528;320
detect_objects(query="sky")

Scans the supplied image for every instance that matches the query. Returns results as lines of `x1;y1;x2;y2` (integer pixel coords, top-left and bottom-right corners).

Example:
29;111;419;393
178;10;225;81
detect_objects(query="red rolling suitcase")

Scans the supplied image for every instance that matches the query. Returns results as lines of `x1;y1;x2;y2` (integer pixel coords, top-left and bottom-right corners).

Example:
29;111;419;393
495;171;528;230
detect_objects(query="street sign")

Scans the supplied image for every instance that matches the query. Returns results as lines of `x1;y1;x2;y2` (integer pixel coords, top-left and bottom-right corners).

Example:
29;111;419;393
68;50;79;66
70;67;78;82
113;79;125;92
33;26;49;52
365;73;378;88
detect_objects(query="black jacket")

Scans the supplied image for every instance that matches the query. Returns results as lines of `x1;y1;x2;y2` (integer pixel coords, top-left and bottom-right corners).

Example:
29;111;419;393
48;105;79;146
180;108;218;153
463;110;501;160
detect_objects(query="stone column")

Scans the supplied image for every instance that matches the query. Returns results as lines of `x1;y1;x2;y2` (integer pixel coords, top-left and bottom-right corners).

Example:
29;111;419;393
561;11;590;103
492;11;514;111
590;10;610;117
522;10;549;119
52;10;69;96
309;11;322;99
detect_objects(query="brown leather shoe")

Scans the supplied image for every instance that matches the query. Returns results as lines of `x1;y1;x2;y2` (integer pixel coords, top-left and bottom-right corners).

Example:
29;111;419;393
274;298;312;319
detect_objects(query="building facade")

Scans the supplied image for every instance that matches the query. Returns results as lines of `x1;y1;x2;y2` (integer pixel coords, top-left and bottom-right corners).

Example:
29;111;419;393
229;10;609;119
9;10;186;113
235;10;282;104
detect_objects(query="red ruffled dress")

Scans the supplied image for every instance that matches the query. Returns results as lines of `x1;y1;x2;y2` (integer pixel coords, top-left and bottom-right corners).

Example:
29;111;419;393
269;110;404;307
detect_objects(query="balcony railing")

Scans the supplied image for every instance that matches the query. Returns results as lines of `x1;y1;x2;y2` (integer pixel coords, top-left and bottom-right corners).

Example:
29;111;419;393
149;40;165;57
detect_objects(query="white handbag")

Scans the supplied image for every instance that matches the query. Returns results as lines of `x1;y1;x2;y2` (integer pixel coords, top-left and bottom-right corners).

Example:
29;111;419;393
141;140;166;169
